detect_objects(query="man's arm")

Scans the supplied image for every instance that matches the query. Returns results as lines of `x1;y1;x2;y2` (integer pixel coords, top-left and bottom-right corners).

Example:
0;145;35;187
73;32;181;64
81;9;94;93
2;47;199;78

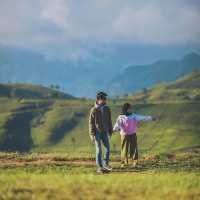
89;108;96;137
108;107;113;136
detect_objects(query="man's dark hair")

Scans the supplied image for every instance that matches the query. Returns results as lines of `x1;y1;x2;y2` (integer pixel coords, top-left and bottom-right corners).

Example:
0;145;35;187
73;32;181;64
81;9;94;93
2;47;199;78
96;91;108;100
122;103;131;115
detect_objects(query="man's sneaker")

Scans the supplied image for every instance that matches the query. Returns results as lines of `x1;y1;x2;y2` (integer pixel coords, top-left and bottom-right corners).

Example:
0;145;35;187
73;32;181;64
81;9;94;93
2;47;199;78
96;167;104;173
103;163;112;171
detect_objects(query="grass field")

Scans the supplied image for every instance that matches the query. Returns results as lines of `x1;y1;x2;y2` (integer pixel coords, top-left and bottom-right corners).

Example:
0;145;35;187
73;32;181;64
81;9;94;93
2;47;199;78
0;150;199;200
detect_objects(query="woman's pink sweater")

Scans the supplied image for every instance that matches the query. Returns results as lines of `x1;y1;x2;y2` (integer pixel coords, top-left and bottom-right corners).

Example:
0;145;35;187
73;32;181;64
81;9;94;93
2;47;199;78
113;113;152;135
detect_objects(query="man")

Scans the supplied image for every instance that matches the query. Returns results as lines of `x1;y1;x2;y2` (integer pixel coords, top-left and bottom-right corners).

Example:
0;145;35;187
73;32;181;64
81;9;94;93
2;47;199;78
89;92;113;173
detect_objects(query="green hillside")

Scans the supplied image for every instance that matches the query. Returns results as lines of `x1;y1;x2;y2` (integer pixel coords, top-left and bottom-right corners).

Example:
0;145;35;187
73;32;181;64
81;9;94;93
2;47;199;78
30;101;200;155
0;72;199;155
0;100;199;155
0;83;74;99
126;70;200;103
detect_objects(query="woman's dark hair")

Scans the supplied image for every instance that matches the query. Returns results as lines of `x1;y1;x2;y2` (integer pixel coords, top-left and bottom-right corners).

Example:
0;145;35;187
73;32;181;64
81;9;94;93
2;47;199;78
122;103;132;115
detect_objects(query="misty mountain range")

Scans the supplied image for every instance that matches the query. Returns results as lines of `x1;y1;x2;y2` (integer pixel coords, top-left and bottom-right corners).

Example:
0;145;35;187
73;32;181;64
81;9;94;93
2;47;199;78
0;45;200;97
108;52;200;95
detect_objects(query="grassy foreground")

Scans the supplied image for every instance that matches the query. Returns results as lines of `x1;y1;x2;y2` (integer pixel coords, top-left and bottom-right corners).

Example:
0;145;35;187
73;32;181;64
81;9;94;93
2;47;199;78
0;150;199;200
1;171;199;200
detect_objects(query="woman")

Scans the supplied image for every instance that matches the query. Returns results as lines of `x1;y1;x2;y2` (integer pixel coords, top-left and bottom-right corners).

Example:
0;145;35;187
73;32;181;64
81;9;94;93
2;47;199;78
113;103;156;168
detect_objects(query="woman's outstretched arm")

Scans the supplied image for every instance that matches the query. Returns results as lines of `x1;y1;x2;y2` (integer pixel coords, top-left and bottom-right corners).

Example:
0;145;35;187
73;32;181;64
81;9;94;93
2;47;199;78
133;114;155;121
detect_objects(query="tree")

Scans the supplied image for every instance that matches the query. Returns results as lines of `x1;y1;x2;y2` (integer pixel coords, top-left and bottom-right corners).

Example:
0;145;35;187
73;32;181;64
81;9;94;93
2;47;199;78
142;88;148;103
55;85;60;90
71;137;76;150
10;88;16;99
49;84;55;89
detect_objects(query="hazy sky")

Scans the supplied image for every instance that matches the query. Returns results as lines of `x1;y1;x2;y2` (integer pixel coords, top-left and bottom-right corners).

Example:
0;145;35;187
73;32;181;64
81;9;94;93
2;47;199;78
0;0;200;61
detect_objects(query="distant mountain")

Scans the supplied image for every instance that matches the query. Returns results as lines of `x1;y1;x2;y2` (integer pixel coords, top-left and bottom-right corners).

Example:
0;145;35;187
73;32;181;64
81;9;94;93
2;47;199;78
0;45;128;97
0;45;92;97
0;83;74;99
108;52;200;95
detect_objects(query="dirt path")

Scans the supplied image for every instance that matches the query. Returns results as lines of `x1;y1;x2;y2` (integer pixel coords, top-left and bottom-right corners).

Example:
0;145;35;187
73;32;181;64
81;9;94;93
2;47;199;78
0;157;97;167
0;157;153;174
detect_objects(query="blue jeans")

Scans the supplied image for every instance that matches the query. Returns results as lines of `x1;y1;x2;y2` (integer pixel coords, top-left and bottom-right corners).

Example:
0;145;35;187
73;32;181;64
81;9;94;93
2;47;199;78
94;131;110;168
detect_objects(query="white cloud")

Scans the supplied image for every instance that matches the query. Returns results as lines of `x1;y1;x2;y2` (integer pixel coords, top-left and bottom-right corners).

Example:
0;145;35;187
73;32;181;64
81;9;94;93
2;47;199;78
112;3;200;44
0;0;199;60
40;0;70;28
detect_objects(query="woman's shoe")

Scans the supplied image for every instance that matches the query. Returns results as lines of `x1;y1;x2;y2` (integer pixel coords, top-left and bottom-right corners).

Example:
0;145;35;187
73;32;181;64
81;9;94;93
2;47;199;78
120;164;125;168
131;160;138;168
120;162;128;168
